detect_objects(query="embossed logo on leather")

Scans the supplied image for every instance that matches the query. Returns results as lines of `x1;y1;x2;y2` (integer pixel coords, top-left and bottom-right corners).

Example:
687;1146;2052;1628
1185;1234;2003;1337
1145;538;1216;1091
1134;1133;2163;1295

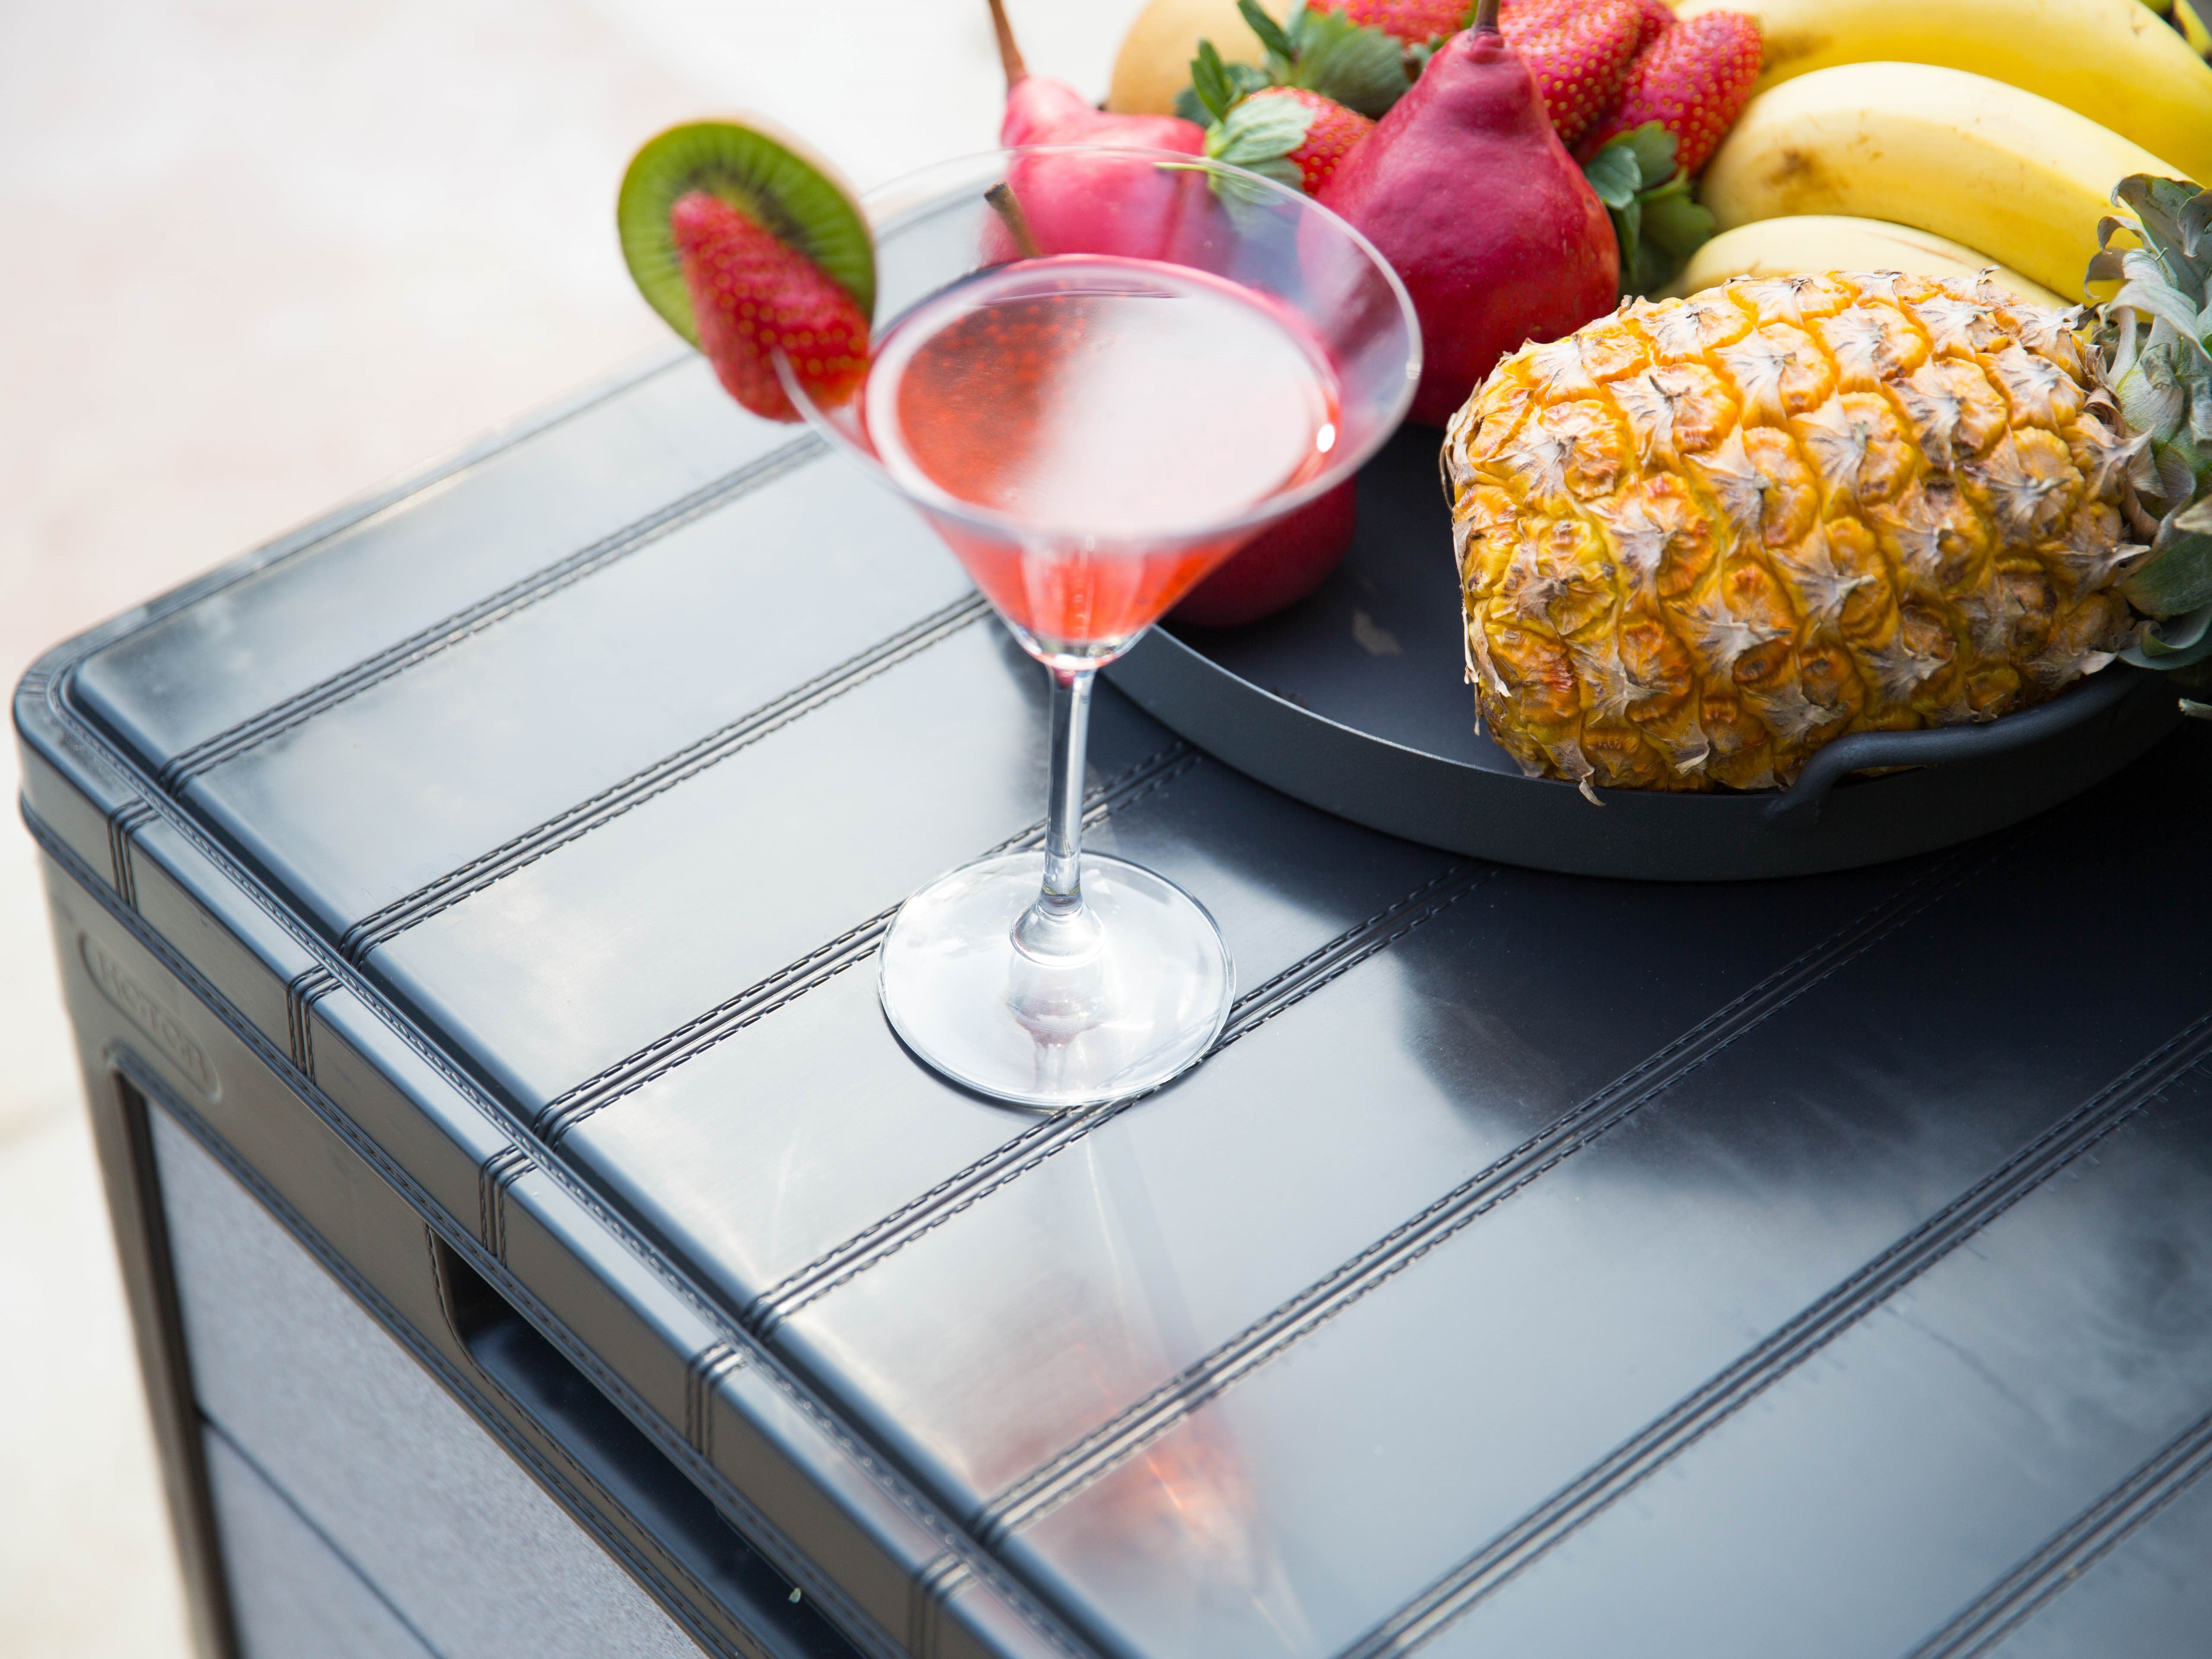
81;935;220;1098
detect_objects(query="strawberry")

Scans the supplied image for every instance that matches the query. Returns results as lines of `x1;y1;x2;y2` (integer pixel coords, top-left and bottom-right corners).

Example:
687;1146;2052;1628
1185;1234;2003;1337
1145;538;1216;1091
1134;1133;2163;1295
1577;9;1761;173
1215;86;1376;195
669;191;869;423
1337;0;1470;42
1497;0;1645;147
1629;0;1676;51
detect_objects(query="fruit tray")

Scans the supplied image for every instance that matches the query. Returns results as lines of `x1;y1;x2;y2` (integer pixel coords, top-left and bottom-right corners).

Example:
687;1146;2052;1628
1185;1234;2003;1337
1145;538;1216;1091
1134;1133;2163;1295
1104;423;2183;881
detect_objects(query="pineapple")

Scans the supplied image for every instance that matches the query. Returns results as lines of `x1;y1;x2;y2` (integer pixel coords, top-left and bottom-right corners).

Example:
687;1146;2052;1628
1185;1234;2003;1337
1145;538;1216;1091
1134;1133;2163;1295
1445;177;2212;795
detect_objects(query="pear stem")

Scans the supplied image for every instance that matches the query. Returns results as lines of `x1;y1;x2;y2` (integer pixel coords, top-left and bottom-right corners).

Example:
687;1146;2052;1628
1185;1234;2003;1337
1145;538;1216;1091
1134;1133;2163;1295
1473;0;1500;32
985;183;1043;258
986;0;1027;87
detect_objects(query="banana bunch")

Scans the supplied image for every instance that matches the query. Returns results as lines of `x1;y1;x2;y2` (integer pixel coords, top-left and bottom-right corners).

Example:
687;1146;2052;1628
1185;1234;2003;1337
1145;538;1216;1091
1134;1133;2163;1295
1680;0;2210;299
1678;0;2212;180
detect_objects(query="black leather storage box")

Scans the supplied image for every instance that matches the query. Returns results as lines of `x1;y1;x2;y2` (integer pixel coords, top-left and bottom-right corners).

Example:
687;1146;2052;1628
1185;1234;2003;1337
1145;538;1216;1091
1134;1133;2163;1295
20;348;2212;1659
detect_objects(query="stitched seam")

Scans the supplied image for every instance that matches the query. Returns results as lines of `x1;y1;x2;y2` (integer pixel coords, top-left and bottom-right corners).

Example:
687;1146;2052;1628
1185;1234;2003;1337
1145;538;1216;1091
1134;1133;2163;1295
343;593;990;957
1905;1406;2212;1659
111;799;153;908
1337;1015;2212;1659
541;755;1208;1145
547;738;1186;1103
751;859;1479;1317
764;866;1494;1329
532;744;1201;1143
987;839;2010;1537
911;1556;973;1659
165;436;823;784
27;350;691;737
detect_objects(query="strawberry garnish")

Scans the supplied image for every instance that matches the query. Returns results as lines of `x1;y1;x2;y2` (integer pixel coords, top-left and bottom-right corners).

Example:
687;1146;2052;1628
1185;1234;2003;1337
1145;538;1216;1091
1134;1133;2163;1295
1497;0;1646;147
1577;9;1762;173
1338;0;1470;42
669;191;870;423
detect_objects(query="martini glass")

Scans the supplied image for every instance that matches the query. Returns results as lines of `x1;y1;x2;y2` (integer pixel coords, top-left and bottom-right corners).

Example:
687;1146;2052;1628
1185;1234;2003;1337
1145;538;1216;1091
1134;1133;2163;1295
781;146;1418;1109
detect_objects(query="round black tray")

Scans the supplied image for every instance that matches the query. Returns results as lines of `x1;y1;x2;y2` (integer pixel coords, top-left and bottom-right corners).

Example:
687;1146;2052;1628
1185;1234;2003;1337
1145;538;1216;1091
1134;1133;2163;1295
1104;426;2182;880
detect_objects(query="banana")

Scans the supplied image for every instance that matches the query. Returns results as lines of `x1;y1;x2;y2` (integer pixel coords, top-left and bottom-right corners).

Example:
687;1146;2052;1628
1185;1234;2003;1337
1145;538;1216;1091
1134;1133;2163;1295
1698;63;2185;301
2178;0;2212;56
1675;0;2212;182
1658;216;2065;305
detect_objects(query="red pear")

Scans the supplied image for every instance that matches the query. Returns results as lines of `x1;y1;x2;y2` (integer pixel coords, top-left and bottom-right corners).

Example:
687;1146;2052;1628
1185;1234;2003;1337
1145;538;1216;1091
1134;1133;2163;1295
985;0;1210;262
1318;0;1617;426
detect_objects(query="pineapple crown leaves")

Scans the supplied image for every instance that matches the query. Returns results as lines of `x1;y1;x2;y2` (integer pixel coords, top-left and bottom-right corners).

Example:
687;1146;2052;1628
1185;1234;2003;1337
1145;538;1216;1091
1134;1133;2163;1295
1582;124;1716;299
2090;175;2212;671
1176;2;1411;122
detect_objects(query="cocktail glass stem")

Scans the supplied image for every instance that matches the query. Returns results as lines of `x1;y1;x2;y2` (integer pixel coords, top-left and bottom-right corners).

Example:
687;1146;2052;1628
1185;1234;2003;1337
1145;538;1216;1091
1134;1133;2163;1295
1015;665;1102;961
1009;666;1106;1045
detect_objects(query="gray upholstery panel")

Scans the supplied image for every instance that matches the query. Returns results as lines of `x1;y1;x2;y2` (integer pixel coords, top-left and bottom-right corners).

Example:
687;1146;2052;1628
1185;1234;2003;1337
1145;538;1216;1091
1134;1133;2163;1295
203;1427;440;1659
149;1105;703;1659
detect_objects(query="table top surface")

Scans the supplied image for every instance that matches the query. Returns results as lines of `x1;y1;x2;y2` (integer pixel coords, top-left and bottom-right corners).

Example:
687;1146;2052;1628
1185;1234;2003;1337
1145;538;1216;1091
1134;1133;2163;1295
25;350;2212;1659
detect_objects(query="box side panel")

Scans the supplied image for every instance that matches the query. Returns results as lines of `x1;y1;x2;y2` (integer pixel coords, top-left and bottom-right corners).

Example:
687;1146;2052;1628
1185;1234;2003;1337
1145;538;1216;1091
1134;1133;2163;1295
201;1429;439;1659
150;1102;714;1659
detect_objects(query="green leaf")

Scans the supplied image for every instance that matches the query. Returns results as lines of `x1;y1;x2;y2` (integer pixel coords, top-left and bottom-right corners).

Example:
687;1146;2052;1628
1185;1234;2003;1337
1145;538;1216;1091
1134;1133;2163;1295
2120;528;2212;618
1208;95;1316;169
1583;143;1642;211
2181;187;2211;259
1177;58;1268;123
1238;0;1297;64
1587;148;1714;296
1190;40;1237;122
2121;598;2212;669
2113;276;2212;358
1621;123;1678;191
2153;441;2197;511
1607;194;1645;294
1281;6;1410;116
1641;190;1716;260
2120;247;2172;287
2114;175;2212;299
2120;342;2191;445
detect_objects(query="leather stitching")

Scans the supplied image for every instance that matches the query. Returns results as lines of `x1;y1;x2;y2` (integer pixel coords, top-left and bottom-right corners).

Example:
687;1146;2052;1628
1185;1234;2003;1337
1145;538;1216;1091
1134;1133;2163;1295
341;592;989;959
760;863;1496;1331
165;435;824;785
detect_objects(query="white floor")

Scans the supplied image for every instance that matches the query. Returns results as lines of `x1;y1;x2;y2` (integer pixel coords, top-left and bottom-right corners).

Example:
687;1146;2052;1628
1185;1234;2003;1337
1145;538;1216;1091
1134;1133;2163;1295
0;0;1143;1650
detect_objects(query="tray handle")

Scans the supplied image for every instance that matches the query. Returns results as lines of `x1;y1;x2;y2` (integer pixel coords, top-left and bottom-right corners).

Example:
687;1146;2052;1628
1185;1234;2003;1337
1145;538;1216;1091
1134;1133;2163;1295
1764;668;2142;830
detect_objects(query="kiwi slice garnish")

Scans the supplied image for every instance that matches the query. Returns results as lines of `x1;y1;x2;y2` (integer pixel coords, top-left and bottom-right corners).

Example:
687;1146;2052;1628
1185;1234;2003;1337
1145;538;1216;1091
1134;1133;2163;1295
617;120;876;345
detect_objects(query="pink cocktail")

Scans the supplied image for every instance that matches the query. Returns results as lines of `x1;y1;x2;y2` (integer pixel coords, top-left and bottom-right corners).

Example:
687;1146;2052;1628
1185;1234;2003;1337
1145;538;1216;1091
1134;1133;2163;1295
865;255;1342;658
782;147;1417;1109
